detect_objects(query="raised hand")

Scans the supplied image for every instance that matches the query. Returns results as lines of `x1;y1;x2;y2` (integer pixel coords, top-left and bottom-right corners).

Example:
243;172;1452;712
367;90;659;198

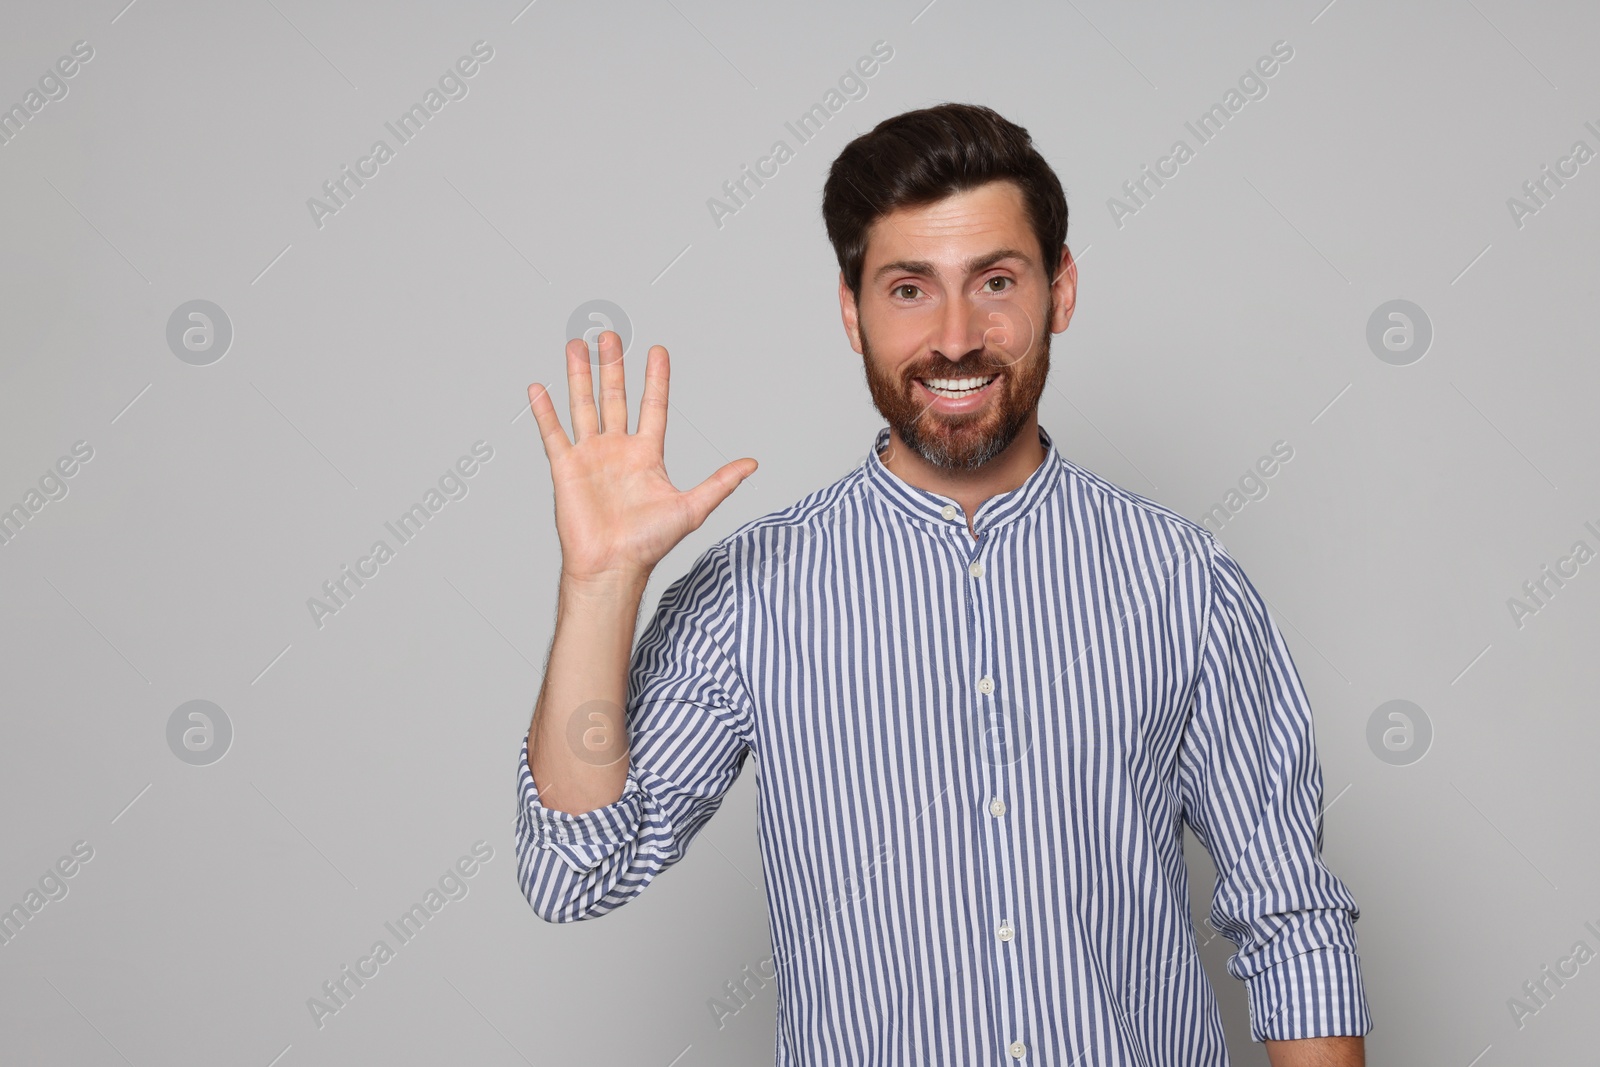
527;331;758;583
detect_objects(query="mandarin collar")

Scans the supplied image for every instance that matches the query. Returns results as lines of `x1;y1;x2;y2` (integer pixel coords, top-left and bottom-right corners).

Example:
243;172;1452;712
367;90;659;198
862;424;1064;538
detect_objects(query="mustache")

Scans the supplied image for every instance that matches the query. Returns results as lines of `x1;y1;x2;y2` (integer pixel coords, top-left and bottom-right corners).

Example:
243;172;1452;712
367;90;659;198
907;365;1006;381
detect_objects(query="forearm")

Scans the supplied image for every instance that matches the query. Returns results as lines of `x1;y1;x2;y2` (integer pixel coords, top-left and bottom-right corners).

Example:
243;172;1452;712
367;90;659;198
527;568;651;814
1265;1036;1363;1067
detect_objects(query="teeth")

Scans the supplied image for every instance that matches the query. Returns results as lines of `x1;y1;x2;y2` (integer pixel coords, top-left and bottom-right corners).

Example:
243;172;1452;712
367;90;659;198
922;375;995;390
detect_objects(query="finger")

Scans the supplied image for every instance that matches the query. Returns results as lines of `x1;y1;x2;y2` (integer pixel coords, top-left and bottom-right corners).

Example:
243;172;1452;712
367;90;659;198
595;330;627;434
683;457;759;527
567;338;599;441
526;381;571;462
636;345;670;447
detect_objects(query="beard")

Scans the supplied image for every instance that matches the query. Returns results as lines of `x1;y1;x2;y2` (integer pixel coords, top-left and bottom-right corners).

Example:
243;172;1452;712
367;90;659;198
862;298;1052;471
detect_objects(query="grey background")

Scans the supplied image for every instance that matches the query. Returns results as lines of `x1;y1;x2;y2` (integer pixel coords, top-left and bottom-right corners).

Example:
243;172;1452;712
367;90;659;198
1;0;1596;1063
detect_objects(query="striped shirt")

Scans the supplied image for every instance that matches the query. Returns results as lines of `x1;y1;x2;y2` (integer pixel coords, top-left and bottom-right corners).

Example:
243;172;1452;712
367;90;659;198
516;423;1371;1064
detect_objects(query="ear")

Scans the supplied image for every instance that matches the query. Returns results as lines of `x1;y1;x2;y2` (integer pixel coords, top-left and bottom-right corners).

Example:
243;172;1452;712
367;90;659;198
839;272;865;355
1048;245;1078;334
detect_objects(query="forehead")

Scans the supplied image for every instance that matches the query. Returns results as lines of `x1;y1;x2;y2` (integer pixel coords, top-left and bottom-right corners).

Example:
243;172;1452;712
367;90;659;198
863;180;1036;274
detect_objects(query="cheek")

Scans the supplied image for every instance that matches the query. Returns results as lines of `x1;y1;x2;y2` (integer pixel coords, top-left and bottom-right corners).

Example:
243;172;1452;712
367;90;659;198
866;307;935;357
865;347;921;393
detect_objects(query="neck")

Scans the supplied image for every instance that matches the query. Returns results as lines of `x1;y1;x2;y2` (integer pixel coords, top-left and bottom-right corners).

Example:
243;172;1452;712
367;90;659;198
879;411;1046;535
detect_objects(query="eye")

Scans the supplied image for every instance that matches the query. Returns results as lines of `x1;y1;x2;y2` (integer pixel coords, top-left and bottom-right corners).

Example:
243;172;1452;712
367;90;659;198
894;284;922;300
984;276;1014;293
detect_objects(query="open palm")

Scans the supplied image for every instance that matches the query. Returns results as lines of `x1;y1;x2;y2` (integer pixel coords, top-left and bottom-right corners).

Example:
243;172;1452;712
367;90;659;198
527;331;757;582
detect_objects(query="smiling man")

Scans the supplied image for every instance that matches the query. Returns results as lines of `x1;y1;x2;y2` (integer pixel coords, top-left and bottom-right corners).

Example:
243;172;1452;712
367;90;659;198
516;103;1371;1066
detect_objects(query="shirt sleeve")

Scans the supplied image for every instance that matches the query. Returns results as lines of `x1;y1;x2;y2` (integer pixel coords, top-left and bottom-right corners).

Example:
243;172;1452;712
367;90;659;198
515;542;755;924
1176;534;1373;1042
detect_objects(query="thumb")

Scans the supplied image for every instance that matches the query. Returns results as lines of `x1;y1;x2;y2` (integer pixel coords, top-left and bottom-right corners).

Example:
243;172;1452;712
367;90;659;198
683;457;758;526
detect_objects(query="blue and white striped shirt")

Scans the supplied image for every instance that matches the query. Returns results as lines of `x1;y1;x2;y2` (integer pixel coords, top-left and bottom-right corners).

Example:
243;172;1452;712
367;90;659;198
516;424;1371;1064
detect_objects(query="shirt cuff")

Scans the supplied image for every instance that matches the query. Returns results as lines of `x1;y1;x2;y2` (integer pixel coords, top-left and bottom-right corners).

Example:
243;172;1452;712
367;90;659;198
517;734;643;875
1245;946;1373;1041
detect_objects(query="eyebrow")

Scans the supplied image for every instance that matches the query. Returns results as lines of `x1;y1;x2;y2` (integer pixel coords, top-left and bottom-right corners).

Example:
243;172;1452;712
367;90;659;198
871;247;1035;286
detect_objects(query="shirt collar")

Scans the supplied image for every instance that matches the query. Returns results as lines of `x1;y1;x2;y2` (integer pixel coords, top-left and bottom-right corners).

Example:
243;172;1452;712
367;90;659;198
862;423;1065;537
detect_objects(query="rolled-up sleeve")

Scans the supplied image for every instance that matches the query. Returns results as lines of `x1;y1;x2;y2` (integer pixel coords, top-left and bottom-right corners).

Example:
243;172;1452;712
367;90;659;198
516;543;755;924
1177;535;1372;1042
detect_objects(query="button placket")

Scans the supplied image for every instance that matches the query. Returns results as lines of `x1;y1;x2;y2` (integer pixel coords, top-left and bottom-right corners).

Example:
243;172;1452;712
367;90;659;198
966;529;1023;1058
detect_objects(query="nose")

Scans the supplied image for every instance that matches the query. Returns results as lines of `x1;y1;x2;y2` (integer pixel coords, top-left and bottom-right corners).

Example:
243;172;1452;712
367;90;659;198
931;292;1035;369
929;289;988;365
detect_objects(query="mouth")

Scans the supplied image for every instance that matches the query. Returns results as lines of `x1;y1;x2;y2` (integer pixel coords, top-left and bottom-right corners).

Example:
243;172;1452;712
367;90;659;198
914;372;1001;409
917;373;997;398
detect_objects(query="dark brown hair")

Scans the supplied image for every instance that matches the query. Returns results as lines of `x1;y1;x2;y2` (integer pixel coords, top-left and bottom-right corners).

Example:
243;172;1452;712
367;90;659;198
822;102;1069;300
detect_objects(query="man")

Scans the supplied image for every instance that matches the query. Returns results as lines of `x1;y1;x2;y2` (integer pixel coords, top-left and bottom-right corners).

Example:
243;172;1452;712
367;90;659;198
517;103;1371;1065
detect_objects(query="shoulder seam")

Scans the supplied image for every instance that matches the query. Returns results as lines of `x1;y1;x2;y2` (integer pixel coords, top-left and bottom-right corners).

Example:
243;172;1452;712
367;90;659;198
712;464;870;551
1057;455;1213;542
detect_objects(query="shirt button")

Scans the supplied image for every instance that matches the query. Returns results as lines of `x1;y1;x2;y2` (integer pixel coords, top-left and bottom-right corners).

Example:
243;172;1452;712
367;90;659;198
1009;1040;1027;1058
997;919;1014;942
941;504;957;521
989;797;1006;817
978;676;994;695
968;560;984;578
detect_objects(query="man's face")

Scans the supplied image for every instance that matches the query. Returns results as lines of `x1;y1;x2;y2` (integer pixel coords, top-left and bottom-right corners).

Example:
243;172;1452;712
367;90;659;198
840;179;1076;471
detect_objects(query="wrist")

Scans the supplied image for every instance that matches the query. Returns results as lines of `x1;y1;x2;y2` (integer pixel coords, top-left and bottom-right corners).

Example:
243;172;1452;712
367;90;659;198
559;566;652;599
